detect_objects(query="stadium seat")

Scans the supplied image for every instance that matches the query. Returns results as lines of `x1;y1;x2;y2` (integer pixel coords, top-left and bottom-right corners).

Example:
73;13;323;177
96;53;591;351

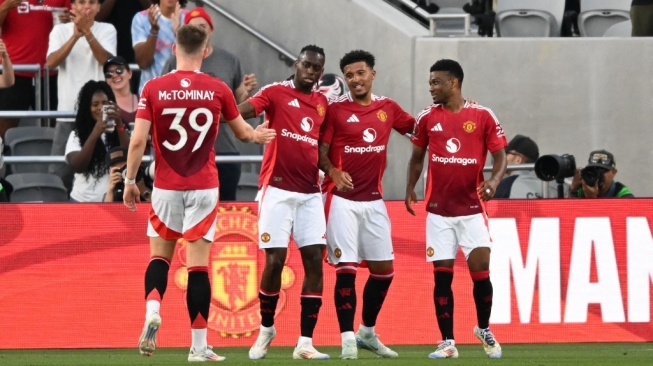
578;10;630;37
236;170;259;202
496;10;558;37
496;0;566;37
602;20;632;37
4;172;69;203
4;126;56;174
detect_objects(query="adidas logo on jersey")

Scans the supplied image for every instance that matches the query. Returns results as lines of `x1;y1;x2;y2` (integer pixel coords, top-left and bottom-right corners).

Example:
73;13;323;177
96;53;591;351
347;114;360;123
431;123;443;132
288;99;300;108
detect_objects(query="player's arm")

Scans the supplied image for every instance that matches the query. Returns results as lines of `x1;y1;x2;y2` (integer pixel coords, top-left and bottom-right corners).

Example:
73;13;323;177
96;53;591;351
237;100;258;120
478;148;507;202
405;144;427;216
318;141;353;192
123;117;151;211
226;115;275;144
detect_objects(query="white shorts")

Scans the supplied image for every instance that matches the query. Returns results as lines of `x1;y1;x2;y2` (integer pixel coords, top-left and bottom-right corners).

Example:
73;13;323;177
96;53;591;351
257;185;326;248
147;187;219;242
426;212;492;261
324;195;394;264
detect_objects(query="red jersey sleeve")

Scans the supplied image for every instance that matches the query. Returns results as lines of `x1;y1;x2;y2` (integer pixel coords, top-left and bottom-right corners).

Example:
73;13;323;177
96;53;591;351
247;85;272;117
320;107;336;145
219;83;240;121
410;107;430;148
482;108;507;152
136;81;153;121
390;100;416;135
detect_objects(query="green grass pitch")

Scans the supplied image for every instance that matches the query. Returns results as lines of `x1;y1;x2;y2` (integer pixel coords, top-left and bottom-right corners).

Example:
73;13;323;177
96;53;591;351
1;344;652;365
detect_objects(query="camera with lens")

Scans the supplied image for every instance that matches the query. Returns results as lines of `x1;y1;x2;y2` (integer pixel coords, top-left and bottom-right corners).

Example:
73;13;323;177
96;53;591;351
534;154;576;182
580;166;607;190
113;165;149;201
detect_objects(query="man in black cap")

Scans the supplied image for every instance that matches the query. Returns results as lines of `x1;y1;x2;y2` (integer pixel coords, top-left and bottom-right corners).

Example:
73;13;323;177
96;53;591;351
495;134;552;198
103;146;151;202
569;150;634;198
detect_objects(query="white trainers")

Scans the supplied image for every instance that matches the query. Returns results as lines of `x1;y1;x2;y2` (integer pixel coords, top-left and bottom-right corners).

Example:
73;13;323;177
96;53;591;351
292;344;330;359
340;339;358;359
188;345;226;362
138;312;161;356
474;326;502;359
428;340;459;359
248;326;276;360
355;330;398;358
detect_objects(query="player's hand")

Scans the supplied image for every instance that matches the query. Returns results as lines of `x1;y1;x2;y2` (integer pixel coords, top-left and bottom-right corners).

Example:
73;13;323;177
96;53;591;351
123;184;141;211
0;0;22;11
477;178;498;202
253;121;276;144
330;168;354;192
405;190;418;216
241;74;258;95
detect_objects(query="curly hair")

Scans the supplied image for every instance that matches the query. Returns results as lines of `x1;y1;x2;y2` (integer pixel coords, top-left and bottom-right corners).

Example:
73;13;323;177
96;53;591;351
73;80;119;180
151;0;188;7
339;50;375;72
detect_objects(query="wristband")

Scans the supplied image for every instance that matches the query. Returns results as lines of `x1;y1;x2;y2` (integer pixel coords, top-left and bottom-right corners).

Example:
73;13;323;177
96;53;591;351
124;177;136;185
148;32;158;38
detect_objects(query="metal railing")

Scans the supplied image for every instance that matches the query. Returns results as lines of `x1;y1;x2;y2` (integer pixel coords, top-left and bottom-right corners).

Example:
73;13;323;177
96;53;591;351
196;0;296;66
387;0;472;36
2;155;263;165
0;64;43;112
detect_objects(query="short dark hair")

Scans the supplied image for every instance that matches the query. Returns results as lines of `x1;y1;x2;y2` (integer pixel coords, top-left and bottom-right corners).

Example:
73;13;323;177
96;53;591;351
176;25;207;55
151;0;188;6
339;50;375;72
299;45;325;58
430;59;464;86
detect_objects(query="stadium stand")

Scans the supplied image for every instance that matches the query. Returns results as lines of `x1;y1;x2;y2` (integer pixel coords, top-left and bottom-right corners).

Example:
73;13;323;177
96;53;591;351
496;0;566;37
4;172;68;202
602;20;633;37
578;0;632;37
4;126;56;174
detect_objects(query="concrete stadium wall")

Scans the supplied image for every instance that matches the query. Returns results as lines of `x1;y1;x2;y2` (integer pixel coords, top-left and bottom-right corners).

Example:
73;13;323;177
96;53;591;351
204;0;653;198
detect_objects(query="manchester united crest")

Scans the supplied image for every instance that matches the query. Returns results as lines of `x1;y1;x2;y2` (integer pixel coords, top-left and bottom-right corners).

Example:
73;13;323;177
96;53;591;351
427;246;435;257
377;110;387;122
462;121;476;133
334;248;342;258
173;206;295;338
317;104;325;117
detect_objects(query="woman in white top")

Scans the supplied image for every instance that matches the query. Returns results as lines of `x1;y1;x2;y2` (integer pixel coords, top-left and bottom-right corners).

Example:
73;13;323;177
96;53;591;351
65;80;129;202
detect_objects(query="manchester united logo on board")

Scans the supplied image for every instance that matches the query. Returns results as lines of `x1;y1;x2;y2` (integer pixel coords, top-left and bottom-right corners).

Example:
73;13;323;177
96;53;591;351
317;104;325;117
173;207;295;338
377;110;387;122
427;247;435;257
462;121;476;133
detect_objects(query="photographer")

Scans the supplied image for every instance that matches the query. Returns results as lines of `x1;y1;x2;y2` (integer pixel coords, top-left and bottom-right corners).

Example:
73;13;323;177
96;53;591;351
104;146;151;202
569;150;634;198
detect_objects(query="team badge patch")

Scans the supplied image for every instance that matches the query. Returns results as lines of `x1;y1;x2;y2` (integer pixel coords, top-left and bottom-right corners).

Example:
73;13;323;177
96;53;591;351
462;121;476;133
377;110;387;122
334;248;342;258
427;247;435;257
261;232;271;243
317;104;325;117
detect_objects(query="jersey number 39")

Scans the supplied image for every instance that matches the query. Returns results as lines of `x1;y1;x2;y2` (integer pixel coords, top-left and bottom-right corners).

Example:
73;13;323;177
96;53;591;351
161;107;213;152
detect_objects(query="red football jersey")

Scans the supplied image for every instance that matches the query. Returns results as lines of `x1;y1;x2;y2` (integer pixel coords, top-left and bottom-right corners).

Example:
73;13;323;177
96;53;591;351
136;70;240;190
411;101;507;216
248;80;328;194
321;93;415;201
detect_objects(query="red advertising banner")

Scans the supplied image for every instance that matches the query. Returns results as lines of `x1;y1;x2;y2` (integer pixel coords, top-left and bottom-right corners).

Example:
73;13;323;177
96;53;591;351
0;200;651;349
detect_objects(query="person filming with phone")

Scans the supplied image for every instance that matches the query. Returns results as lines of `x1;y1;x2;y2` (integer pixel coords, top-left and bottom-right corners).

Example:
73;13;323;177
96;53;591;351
568;150;634;198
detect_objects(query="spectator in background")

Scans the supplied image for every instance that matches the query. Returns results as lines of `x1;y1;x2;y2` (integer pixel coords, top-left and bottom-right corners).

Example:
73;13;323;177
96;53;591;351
65;80;129;202
631;0;653;36
494;134;546;199
97;0;150;93
569;150;634;198
0;39;15;88
0;0;69;139
132;0;186;93
103;56;138;128
103;146;150;202
47;0;117;190
162;6;257;201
